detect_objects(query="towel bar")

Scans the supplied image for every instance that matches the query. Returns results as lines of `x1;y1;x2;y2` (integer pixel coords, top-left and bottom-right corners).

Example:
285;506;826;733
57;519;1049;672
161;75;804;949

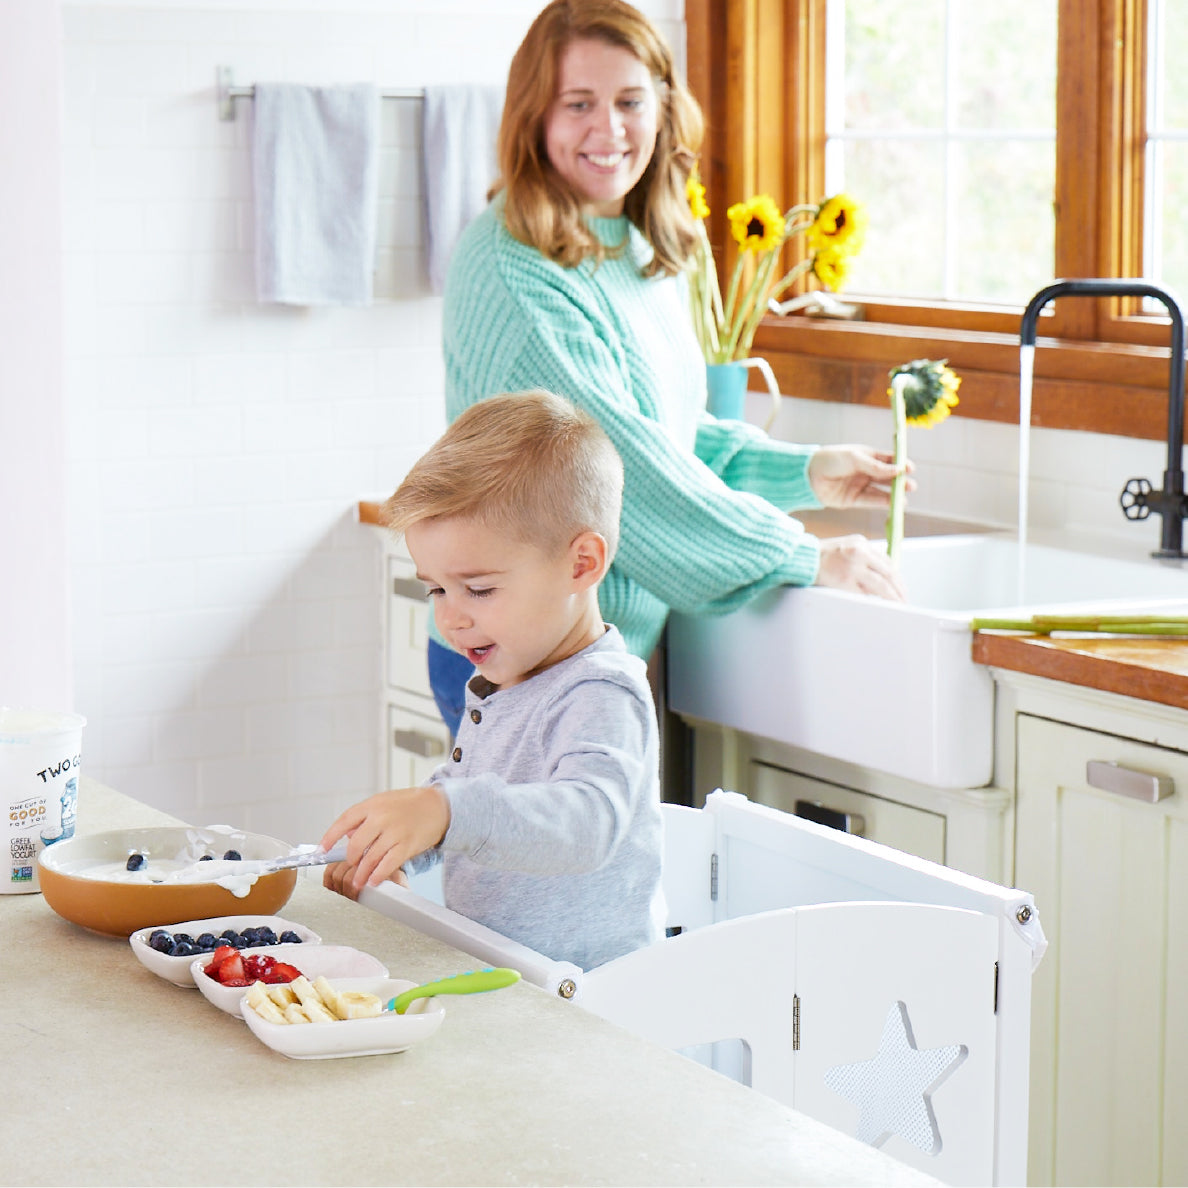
217;66;423;121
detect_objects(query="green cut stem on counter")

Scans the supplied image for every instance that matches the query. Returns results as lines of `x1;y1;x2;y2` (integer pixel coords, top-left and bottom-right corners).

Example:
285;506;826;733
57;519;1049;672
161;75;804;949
970;613;1188;636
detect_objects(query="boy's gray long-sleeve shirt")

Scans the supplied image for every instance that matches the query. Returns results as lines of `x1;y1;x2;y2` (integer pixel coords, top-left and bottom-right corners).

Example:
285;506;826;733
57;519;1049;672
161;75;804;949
422;626;665;970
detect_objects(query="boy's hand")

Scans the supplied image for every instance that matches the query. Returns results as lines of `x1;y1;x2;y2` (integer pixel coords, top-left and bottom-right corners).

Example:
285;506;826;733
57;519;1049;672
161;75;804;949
319;785;450;894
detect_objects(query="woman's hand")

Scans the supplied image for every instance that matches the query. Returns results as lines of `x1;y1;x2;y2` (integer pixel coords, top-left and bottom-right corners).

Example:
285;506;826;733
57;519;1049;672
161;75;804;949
807;445;914;510
814;533;906;601
320;785;450;896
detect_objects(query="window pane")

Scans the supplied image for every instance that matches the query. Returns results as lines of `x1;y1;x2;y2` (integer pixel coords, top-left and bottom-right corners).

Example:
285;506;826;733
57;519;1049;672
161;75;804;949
1146;0;1188;302
955;140;1056;303
842;0;945;130
826;0;1057;305
954;2;1057;130
838;140;946;298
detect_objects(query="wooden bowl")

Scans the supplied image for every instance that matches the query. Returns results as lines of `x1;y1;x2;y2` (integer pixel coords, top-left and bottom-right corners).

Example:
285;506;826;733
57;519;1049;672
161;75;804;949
38;826;297;937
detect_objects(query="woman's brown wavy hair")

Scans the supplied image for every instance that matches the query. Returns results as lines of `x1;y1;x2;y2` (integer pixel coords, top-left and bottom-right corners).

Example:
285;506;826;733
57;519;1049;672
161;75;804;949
492;0;704;277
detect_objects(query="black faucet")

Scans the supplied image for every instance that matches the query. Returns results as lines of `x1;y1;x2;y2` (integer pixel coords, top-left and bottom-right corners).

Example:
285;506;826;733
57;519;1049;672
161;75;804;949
1020;278;1188;559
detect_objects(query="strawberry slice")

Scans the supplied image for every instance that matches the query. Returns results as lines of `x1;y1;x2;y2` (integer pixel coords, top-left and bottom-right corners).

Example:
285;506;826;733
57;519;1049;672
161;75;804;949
263;961;302;984
243;954;276;981
206;944;238;971
209;950;247;985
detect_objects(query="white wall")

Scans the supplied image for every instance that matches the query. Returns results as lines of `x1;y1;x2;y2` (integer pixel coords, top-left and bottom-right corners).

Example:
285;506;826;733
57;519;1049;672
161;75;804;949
55;0;684;843
1;0;73;712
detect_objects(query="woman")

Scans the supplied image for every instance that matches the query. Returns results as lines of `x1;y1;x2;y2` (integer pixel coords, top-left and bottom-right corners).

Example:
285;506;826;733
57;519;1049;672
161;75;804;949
431;0;907;735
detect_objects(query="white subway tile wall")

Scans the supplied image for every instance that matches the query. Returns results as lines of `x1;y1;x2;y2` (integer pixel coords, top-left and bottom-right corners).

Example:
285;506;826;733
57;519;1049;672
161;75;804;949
62;1;683;842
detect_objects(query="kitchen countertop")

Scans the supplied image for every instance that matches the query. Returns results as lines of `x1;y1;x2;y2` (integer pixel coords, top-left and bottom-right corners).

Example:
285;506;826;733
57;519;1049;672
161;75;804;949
1;779;937;1188
972;630;1188;710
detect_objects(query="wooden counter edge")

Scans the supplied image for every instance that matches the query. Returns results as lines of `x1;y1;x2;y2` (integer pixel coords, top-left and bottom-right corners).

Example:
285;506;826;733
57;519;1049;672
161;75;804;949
358;499;384;526
972;630;1188;712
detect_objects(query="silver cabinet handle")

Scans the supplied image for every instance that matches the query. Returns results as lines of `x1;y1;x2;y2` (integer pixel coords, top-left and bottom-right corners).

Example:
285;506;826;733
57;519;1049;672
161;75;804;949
392;577;428;602
392;729;445;759
1086;760;1173;803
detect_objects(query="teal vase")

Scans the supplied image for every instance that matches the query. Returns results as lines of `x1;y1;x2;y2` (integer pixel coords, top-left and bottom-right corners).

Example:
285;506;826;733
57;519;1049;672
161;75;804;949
705;361;749;421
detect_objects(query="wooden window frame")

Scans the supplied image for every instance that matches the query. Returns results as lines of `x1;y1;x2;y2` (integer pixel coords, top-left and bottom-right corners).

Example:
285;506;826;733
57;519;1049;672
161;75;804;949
684;0;1182;445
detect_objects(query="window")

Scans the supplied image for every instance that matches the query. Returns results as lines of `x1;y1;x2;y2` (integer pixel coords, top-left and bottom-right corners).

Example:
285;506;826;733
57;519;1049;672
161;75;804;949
685;0;1181;445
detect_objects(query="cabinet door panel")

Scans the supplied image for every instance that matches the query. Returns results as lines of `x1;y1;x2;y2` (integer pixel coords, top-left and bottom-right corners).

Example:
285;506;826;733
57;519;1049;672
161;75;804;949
387;554;431;698
751;762;946;865
387;703;450;790
1016;713;1188;1187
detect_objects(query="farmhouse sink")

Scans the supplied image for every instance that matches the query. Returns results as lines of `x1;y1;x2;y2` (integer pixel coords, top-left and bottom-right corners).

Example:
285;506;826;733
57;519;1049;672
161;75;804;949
667;532;1188;789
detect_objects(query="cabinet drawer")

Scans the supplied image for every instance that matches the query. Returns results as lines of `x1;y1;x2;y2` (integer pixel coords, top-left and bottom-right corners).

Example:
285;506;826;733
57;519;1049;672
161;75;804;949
750;761;946;865
387;702;450;789
387;554;432;699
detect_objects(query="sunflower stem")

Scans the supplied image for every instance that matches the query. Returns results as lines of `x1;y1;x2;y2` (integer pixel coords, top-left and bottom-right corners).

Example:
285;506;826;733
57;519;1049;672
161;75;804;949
886;373;909;563
969;614;1188;635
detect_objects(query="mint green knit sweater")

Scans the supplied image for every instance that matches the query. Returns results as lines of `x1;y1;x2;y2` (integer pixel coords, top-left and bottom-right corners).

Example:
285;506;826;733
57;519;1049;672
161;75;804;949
440;202;823;661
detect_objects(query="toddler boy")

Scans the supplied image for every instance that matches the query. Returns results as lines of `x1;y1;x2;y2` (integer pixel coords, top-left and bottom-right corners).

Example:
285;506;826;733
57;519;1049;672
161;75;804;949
321;390;664;970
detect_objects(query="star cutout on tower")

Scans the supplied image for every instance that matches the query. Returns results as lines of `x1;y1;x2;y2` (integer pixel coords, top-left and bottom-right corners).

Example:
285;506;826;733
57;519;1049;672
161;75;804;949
823;1000;967;1155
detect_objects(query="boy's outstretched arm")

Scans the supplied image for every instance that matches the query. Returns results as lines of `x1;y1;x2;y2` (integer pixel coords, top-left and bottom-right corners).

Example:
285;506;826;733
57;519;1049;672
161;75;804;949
320;785;451;896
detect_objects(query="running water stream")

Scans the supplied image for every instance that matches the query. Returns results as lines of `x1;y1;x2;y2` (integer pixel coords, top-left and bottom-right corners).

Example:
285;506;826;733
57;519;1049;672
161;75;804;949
1016;344;1035;604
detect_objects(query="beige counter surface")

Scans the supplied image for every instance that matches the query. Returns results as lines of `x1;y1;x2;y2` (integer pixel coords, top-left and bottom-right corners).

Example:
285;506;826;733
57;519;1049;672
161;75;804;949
1;779;936;1188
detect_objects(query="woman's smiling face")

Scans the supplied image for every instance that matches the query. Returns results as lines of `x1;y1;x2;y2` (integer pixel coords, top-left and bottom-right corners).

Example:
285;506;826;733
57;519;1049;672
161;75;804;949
544;36;661;218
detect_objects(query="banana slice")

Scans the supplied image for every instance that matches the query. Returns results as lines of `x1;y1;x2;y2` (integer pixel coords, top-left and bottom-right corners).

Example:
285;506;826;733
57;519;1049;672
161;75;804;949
312;975;345;1018
283;1002;311;1024
267;983;298;1007
245;983;289;1025
337;990;382;1020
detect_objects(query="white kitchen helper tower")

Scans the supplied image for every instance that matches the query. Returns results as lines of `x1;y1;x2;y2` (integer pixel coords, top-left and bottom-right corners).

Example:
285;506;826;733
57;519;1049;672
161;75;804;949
358;790;1044;1187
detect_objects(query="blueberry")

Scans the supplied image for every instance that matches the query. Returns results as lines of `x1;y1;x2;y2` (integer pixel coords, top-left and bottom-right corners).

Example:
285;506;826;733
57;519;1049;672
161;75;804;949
125;853;147;872
257;927;278;946
172;933;194;946
231;934;249;949
278;930;302;945
170;940;197;957
222;849;242;862
199;854;214;862
196;933;219;950
149;932;174;953
220;929;240;942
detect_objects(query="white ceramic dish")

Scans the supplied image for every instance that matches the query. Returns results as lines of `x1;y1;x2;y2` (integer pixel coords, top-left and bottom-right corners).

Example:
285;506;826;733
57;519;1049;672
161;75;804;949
129;915;321;988
239;976;445;1060
192;944;390;1015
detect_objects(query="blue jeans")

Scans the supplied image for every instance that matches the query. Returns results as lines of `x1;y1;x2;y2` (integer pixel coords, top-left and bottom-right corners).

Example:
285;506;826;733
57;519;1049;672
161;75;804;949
427;638;473;738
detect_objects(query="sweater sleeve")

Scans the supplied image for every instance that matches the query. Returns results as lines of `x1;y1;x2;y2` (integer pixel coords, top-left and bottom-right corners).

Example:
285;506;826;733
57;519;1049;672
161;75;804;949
692;411;823;512
471;260;822;615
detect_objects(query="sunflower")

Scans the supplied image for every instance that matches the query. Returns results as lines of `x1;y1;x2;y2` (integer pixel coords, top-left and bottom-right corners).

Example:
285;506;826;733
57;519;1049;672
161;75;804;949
726;195;785;254
889;358;962;426
686;175;710;221
885;358;961;562
810;245;853;292
807;192;868;255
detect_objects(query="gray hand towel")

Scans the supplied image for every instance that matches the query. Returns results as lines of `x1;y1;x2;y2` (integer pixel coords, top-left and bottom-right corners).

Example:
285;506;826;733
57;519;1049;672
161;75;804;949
423;85;504;294
252;82;380;306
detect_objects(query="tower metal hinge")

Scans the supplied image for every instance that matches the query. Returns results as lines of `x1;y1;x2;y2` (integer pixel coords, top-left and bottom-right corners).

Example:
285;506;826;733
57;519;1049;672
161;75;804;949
710;852;719;901
793;993;801;1051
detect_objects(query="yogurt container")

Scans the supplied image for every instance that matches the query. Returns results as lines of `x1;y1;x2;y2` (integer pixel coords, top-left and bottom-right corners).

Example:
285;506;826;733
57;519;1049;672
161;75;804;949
2;708;86;893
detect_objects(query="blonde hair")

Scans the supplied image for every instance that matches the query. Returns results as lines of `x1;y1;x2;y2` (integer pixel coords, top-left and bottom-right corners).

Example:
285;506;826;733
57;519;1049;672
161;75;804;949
493;0;704;276
384;391;624;559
